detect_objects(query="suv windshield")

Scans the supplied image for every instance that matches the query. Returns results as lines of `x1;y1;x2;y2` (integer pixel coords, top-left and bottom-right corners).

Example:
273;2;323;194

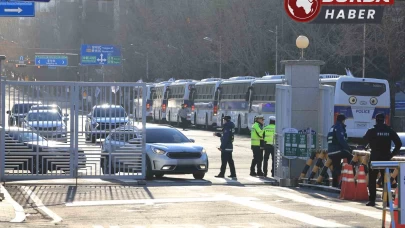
94;108;126;118
27;112;61;121
13;104;34;114
146;128;190;143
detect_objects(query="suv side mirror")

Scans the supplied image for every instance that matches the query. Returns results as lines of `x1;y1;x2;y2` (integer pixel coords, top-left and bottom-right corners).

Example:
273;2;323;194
64;113;69;117
189;138;195;143
63;117;69;122
6;111;10;114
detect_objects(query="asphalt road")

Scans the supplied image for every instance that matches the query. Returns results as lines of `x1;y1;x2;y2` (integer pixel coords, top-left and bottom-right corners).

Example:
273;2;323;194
1;85;390;228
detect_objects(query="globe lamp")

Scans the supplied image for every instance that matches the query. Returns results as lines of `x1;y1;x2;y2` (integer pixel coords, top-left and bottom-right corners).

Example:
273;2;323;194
296;35;309;60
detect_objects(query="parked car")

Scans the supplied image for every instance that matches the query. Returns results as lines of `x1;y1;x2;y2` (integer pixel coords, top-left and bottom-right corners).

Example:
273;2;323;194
7;101;42;126
85;104;133;143
101;124;208;179
4;127;86;174
22;109;69;142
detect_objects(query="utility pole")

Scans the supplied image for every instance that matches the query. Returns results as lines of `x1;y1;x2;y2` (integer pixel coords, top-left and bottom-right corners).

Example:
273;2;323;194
219;36;222;79
275;25;278;75
362;24;366;78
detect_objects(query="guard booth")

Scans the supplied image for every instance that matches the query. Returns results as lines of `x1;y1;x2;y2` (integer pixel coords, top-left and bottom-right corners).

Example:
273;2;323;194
273;60;335;186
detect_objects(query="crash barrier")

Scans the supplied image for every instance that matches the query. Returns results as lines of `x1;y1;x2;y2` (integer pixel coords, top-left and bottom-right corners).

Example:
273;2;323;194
370;161;404;228
300;149;370;187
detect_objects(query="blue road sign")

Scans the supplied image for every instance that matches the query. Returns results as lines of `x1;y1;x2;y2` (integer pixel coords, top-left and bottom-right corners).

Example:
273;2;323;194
80;44;121;65
19;56;23;61
35;55;68;66
0;2;35;17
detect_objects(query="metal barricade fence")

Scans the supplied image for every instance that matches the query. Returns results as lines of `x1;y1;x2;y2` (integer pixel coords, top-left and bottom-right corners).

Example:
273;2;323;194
0;79;147;181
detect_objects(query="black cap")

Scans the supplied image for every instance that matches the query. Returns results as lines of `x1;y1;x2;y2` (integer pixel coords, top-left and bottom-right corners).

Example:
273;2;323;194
337;114;346;122
222;116;231;120
376;113;385;120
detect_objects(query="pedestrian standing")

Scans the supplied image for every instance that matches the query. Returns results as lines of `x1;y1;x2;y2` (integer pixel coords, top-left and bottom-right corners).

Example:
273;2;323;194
326;114;353;188
214;116;236;178
363;113;402;207
250;115;264;176
178;104;190;130
263;116;276;177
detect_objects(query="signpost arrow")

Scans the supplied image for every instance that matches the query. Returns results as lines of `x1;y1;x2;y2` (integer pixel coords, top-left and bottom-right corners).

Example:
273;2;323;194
4;7;22;13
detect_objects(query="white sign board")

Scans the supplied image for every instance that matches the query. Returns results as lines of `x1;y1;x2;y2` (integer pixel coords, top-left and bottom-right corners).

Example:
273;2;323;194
400;163;405;224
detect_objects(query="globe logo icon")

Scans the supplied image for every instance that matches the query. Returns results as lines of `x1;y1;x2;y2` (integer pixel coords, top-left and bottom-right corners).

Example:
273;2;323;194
284;0;321;22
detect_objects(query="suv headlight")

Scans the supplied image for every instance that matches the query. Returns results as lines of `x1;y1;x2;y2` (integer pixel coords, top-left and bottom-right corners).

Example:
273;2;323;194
152;147;166;155
201;148;206;153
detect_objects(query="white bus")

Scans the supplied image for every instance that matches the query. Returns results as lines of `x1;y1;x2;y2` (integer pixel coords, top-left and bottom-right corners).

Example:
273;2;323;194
320;76;390;140
216;76;257;134
151;81;172;123
247;76;284;130
166;79;198;124
191;78;223;129
134;84;155;122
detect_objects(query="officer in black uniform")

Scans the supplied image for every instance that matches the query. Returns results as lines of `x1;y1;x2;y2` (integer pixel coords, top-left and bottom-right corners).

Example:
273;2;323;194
363;113;402;206
326;114;353;188
213;116;237;178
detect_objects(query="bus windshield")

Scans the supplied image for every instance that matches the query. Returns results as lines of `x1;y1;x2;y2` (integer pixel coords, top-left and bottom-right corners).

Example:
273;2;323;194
341;82;386;96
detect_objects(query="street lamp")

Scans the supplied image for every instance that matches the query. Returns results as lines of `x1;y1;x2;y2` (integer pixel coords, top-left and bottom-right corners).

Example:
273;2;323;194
130;44;149;79
203;36;222;78
268;26;278;74
296;35;309;60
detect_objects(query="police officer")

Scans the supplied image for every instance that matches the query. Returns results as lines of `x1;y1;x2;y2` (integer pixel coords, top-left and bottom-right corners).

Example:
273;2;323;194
327;114;353;188
250;115;264;176
214;116;237;178
263;116;276;177
363;113;402;206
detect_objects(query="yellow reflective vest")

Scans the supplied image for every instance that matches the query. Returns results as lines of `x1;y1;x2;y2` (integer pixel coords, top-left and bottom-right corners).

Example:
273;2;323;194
263;124;276;145
251;122;263;146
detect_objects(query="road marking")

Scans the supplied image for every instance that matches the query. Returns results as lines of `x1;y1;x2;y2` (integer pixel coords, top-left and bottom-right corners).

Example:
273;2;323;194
0;184;26;223
271;191;389;221
227;197;350;228
20;186;63;224
66;196;256;207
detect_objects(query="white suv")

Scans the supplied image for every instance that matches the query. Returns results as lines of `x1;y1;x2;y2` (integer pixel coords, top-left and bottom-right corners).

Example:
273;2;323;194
85;104;133;143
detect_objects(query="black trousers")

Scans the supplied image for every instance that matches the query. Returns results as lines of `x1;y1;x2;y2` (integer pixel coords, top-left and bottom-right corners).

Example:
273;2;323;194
328;150;353;187
264;145;275;177
219;151;236;176
368;164;385;202
180;117;187;129
250;146;263;173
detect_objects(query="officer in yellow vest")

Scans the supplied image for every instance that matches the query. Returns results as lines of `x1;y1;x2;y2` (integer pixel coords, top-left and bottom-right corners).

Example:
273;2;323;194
250;115;264;176
263;116;276;177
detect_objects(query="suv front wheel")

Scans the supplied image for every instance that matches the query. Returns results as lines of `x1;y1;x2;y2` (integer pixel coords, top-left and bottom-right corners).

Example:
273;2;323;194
193;172;205;179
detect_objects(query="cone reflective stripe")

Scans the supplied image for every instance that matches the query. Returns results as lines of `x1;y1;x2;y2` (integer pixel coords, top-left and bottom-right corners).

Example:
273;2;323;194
317;158;333;183
300;150;318;179
354;165;368;201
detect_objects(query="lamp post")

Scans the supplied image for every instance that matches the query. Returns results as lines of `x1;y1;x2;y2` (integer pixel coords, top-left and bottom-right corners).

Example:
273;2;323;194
268;26;278;75
203;36;222;78
296;35;309;60
130;44;149;79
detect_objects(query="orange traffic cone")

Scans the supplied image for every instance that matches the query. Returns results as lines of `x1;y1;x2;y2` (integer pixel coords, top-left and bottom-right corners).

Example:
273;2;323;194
354;165;368;201
340;163;356;200
390;188;405;228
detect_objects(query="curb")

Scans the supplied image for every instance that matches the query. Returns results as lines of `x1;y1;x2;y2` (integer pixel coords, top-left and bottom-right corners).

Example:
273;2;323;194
0;183;26;223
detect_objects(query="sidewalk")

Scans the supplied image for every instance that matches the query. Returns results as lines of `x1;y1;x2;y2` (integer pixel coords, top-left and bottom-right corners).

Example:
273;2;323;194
0;183;25;223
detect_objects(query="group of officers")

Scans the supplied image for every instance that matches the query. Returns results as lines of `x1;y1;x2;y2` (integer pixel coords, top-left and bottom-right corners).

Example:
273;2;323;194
213;115;276;179
214;111;402;207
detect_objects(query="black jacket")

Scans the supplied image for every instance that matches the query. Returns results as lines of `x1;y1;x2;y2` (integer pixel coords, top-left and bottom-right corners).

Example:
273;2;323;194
363;123;402;161
215;121;235;152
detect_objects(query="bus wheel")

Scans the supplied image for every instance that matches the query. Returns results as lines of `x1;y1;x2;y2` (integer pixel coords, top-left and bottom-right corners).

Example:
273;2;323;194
237;115;242;135
205;113;209;130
